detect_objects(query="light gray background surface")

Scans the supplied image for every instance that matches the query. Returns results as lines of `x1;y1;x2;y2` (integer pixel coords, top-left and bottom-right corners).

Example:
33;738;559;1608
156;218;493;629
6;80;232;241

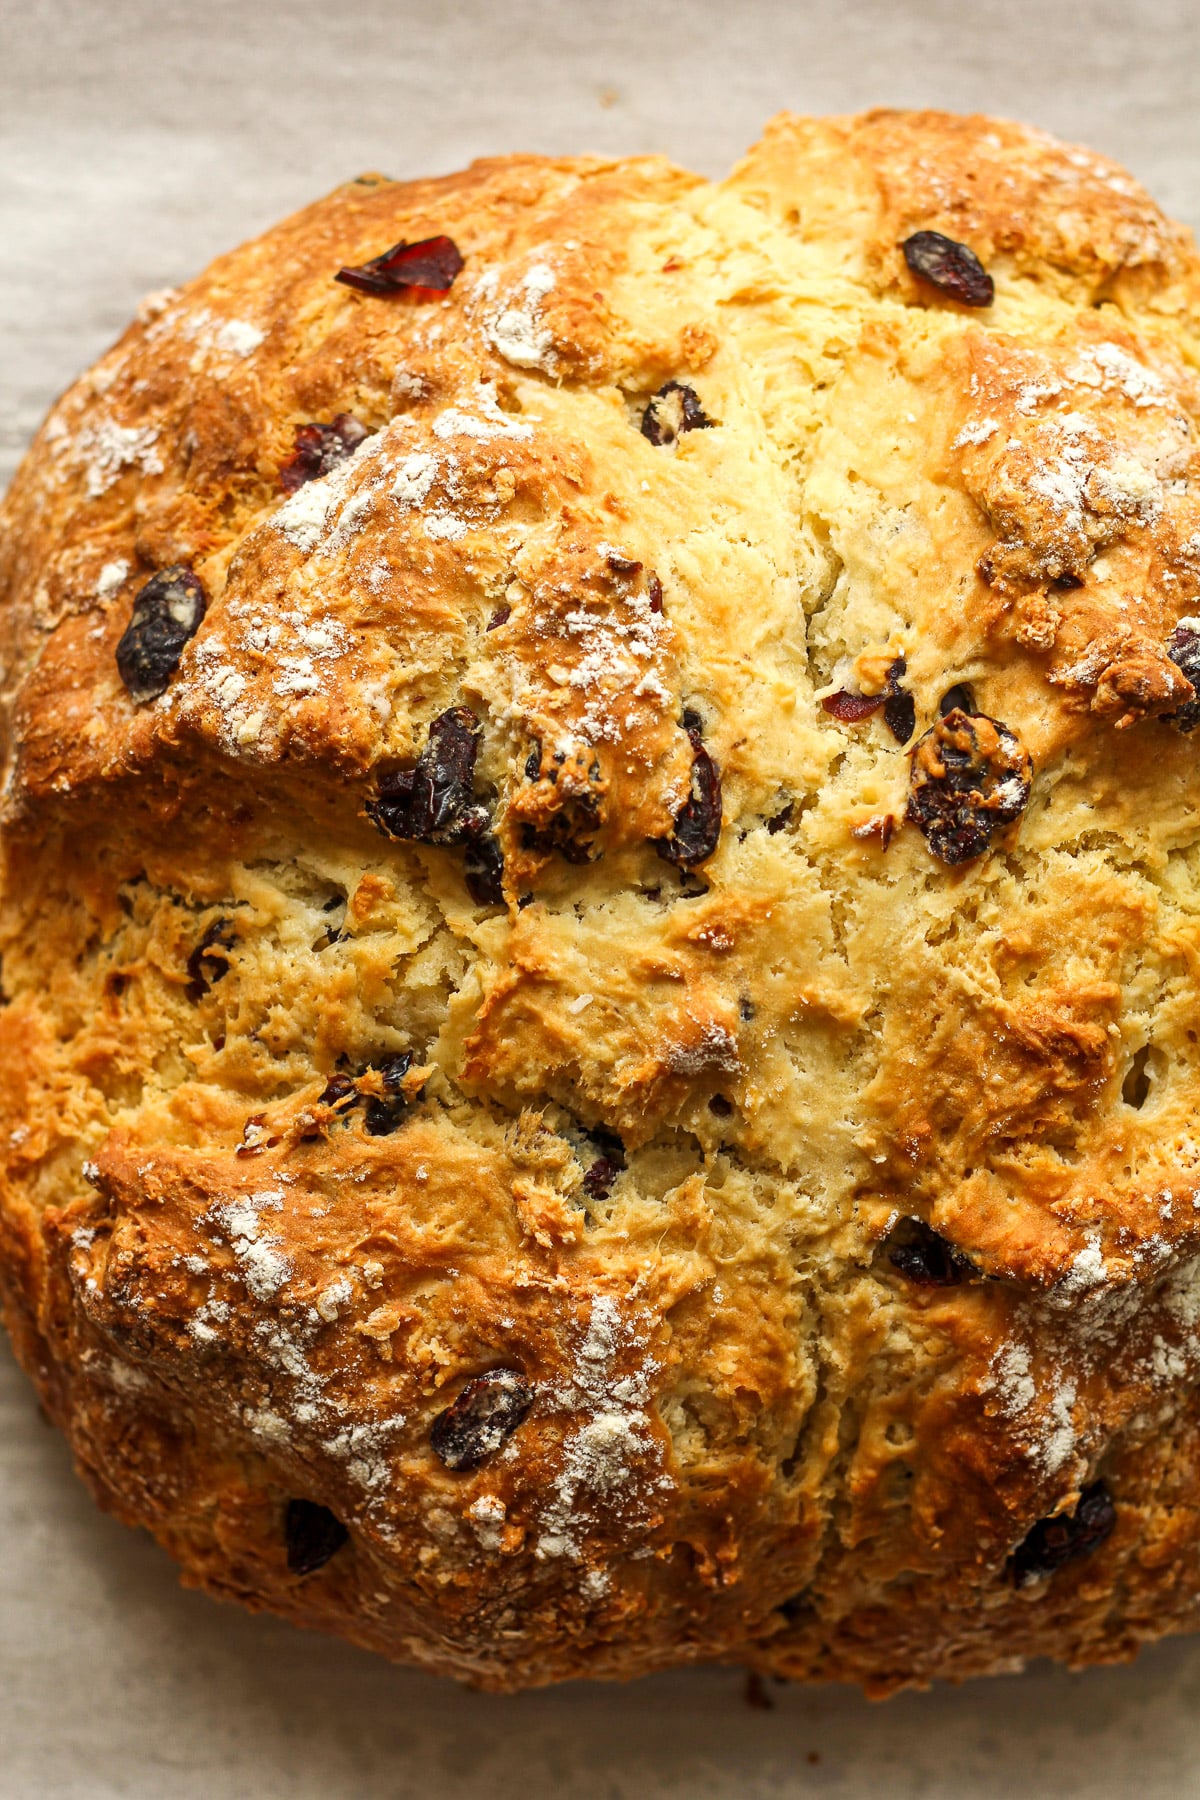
4;1;1200;1793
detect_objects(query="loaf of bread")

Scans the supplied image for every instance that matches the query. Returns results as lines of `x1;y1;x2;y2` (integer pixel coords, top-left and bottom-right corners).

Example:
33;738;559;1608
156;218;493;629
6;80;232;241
4;109;1200;1691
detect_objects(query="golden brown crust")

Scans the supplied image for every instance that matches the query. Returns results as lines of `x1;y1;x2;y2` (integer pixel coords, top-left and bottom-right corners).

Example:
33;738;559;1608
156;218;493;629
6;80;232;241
5;109;1200;1691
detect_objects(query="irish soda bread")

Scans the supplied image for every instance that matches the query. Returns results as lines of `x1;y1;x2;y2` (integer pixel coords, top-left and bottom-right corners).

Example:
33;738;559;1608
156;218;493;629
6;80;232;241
4;109;1200;1692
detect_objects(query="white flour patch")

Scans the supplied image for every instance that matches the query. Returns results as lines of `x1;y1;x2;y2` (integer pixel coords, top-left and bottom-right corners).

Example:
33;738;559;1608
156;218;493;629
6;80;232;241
432;382;534;442
324;1418;406;1490
211;1190;292;1302
468;1494;507;1552
534;1296;666;1563
273;434;377;551
1056;1238;1108;1300
953;417;999;448
1067;342;1168;407
75;420;162;498
489;263;558;372
392;451;438;507
215;318;265;358
95;558;129;601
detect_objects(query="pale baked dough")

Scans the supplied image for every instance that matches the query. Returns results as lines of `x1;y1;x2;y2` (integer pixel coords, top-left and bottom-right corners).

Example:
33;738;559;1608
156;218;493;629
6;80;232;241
3;110;1200;1690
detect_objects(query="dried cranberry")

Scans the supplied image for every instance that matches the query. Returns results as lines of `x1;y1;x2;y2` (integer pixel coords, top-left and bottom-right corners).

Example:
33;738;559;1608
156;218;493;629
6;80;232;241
368;707;480;844
605;549;642;577
882;658;915;745
883;691;916;744
581;1156;620;1200
185;917;236;1002
1166;624;1200;731
902;231;994;307
582;1129;626;1201
363;1051;414;1136
906;708;1031;864
366;710;505;904
285;1498;349;1576
641;381;714;447
1010;1481;1116;1587
939;682;977;718
886;1217;972;1286
335;234;464;296
430;1368;533;1471
823;690;883;722
487;605;511;631
115;565;207;704
279;413;369;492
318;1072;358;1109
824;659;913;742
656;722;722;867
648;573;663;613
460;811;506;904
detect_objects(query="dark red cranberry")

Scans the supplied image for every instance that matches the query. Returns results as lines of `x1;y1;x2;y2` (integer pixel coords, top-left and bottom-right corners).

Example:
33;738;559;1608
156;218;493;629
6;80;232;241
368;705;507;901
1166;624;1200;731
368;707;480;845
487;605;511;631
604;549;642;577
823;659;914;742
648;573;663;613
582;1129;626;1201
906;708;1031;864
641;381;714;447
902;231;994;307
460;810;506;904
886;1217;972;1286
185;917;236;1002
285;1499;349;1576
1010;1482;1116;1587
363;1051;414;1136
656;721;722;868
883;692;916;744
823;690;883;722
115;565;207;704
279;413;369;492
582;1156;621;1201
882;657;915;745
335;234;464;296
430;1369;533;1471
318;1072;358;1109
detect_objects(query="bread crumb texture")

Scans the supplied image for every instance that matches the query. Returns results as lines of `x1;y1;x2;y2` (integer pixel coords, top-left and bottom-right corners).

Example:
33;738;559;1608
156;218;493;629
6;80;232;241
5;110;1200;1690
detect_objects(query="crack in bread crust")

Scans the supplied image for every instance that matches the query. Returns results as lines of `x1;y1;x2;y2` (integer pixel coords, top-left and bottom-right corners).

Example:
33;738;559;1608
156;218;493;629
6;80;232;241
5;110;1200;1689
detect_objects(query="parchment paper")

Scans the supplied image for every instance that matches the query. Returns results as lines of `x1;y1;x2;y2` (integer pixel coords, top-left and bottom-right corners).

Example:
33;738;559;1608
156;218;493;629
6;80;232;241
4;2;1200;1792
